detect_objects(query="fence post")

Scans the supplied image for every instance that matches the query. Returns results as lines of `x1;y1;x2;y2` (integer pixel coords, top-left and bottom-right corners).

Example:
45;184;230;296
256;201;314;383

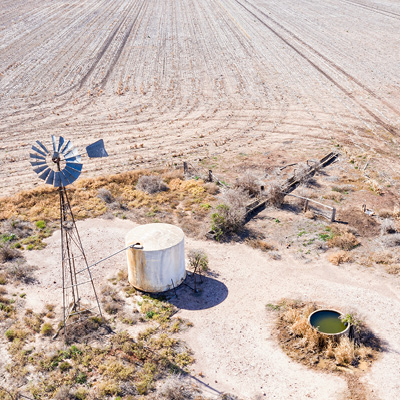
183;161;188;175
208;170;213;182
331;207;336;222
304;199;309;212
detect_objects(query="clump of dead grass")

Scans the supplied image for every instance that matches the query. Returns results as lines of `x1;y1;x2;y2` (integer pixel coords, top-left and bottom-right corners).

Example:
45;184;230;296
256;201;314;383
204;182;220;195
328;251;353;266
246;238;275;252
381;233;400;248
234;171;260;197
97;188;115;204
266;181;285;208
386;264;400;275
136;175;169;194
327;225;360;251
0;245;22;263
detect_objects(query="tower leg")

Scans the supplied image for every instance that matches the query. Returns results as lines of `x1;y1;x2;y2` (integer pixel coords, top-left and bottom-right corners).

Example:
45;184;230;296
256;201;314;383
58;186;102;338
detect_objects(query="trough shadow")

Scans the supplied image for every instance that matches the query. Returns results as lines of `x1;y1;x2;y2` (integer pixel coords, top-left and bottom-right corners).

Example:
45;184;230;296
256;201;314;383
167;273;228;310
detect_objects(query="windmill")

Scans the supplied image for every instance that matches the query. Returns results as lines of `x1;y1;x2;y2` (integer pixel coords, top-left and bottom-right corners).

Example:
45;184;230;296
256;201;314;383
30;135;108;336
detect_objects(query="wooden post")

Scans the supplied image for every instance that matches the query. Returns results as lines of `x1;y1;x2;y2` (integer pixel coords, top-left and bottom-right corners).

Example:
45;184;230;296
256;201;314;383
183;161;188;175
208;170;213;182
304;199;309;212
331;207;336;222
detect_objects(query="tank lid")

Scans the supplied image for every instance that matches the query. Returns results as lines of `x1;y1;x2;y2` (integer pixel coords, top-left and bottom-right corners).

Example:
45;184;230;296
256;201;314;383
125;223;184;251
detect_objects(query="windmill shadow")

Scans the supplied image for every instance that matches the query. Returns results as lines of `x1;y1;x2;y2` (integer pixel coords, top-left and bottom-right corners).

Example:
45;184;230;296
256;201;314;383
167;273;228;310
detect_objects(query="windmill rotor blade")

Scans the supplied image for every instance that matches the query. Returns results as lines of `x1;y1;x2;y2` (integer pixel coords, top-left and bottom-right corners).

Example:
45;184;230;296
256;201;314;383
60;140;72;154
30;160;47;167
59;171;69;187
86;139;108;158
45;170;55;186
54;172;61;187
64;147;79;159
66;162;83;172
62;168;79;185
64;165;82;179
30;153;46;161
31;145;48;158
57;136;65;152
64;155;82;163
51;135;57;152
36;140;50;154
33;165;49;175
38;167;51;181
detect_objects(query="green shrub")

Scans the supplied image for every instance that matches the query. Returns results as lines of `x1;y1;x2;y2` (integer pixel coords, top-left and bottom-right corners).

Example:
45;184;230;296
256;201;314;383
41;323;53;336
5;329;16;341
75;372;87;384
59;361;72;372
35;220;46;230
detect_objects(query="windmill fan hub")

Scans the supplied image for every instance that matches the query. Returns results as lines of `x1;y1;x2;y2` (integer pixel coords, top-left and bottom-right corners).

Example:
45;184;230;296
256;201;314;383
52;152;61;163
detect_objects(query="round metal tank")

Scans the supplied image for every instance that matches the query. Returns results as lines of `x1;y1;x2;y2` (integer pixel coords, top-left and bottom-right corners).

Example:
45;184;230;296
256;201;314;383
125;223;186;293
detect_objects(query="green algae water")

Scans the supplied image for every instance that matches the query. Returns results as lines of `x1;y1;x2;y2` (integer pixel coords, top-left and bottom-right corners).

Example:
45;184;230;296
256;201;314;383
309;310;347;334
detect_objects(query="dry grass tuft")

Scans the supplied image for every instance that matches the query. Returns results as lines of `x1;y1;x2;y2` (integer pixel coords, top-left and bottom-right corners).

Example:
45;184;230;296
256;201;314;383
372;251;394;265
334;337;355;365
161;168;184;182
381;233;400;248
234;171;260;197
266;181;285;208
136;175;169;194
386;264;400;275
246;238;275;252
304;210;315;219
204;182;220;195
378;208;395;218
323;191;343;202
97;188;115;204
328;251;353;266
0;245;22;263
328;231;359;251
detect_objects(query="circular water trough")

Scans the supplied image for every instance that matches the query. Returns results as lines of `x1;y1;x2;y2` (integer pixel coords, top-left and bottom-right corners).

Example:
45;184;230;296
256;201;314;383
308;309;350;336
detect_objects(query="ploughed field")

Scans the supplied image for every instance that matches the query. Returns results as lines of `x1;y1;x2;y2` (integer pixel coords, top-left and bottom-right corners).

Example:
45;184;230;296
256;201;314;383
1;0;400;195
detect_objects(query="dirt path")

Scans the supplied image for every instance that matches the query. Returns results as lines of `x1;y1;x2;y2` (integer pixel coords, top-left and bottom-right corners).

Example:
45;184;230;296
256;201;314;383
24;218;400;399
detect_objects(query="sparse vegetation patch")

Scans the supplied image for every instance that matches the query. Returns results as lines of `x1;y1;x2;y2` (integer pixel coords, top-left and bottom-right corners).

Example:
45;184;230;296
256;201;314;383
269;299;382;396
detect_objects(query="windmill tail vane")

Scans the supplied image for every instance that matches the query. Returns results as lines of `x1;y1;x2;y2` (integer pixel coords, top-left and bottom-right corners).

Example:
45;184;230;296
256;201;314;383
30;135;108;339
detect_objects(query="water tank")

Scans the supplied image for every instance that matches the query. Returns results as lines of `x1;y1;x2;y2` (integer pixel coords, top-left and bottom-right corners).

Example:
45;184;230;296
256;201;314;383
125;223;186;292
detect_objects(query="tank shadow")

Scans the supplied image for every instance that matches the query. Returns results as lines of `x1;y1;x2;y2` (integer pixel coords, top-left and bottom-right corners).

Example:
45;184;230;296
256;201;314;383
167;272;228;310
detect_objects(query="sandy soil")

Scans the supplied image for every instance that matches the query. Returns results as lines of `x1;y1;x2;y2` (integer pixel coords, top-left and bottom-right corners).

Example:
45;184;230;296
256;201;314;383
22;217;400;399
1;0;400;196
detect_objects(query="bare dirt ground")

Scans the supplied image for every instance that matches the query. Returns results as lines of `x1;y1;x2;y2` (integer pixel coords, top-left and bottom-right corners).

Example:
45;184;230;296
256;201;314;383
1;0;400;196
21;218;400;399
1;1;400;399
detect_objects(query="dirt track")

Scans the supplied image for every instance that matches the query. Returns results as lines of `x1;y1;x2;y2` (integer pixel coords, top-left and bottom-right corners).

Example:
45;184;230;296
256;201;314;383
1;0;400;195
